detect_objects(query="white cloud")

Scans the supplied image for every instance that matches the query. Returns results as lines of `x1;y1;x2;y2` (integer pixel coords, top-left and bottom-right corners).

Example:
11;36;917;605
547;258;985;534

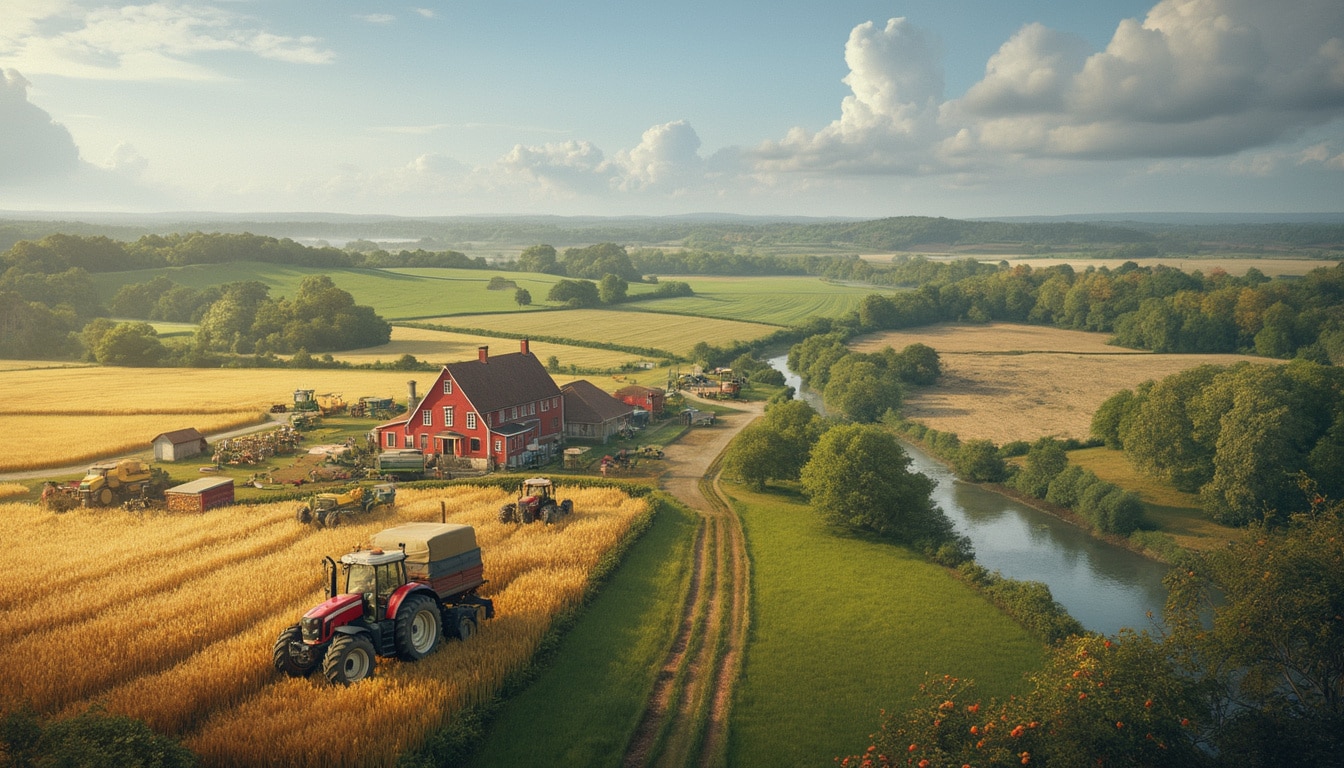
413;8;435;20
356;14;396;25
610;120;703;191
0;1;334;81
0;68;81;182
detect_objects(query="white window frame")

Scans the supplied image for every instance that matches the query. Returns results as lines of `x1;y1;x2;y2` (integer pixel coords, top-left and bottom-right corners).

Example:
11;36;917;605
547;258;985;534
443;379;453;394
422;410;432;426
494;439;502;452
386;432;395;447
443;406;453;427
466;412;477;430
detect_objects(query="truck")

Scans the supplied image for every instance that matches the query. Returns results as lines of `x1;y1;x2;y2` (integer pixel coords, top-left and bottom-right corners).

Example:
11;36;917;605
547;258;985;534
78;459;169;507
273;522;494;685
375;449;427;479
498;477;573;524
295;483;396;526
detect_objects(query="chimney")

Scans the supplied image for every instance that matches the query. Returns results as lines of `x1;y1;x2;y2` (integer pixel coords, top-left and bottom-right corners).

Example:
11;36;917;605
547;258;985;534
478;346;488;364
407;380;417;405
520;337;530;356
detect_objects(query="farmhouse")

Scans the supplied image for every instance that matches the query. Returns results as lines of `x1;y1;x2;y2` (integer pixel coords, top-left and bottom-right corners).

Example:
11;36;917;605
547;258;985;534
615;384;665;416
151;428;208;461
375;340;563;470
562;379;636;443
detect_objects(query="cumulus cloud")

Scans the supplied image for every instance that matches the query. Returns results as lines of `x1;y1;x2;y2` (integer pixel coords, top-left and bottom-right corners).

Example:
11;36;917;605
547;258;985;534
0;1;333;81
610;120;704;191
0;68;81;182
356;14;396;25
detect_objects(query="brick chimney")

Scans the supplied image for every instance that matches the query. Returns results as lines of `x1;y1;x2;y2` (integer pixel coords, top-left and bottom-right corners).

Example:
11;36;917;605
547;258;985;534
408;380;417;405
520;337;530;355
478;346;488;363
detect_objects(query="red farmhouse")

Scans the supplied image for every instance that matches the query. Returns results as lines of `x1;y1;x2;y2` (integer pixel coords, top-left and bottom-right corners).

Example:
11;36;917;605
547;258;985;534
375;340;563;470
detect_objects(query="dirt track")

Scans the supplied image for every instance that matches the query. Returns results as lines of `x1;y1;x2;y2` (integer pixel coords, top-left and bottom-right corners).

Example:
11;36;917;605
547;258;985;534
623;398;762;768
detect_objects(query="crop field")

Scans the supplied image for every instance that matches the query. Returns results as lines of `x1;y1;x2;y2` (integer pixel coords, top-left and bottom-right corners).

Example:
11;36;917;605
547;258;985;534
423;309;779;357
858;254;1339;278
327;326;644;370
0;413;264;473
0;484;648;768
851;322;1271;444
642;275;889;324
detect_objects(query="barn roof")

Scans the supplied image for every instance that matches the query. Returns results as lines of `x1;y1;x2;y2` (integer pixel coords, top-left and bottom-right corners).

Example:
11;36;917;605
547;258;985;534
614;384;662;398
446;350;560;414
563;380;635;424
152;428;206;445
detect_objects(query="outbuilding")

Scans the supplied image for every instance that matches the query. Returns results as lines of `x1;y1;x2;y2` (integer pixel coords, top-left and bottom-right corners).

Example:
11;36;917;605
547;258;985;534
562;380;635;443
615;385;665;416
151;428;208;461
164;477;234;513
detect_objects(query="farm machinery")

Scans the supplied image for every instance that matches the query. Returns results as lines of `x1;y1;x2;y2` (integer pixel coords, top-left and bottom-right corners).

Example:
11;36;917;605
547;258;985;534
273;522;494;684
295;483;396;526
75;459;170;508
498;477;573;524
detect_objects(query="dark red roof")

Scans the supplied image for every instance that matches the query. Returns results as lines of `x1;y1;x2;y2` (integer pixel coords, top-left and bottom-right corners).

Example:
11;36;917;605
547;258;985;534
563;380;635;424
447;351;560;414
152;428;206;445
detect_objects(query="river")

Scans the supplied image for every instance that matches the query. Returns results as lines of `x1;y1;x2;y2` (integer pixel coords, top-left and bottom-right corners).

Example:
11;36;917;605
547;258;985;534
767;354;1171;636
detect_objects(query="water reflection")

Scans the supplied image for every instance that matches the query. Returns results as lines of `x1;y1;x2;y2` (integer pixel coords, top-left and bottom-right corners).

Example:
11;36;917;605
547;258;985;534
765;353;1172;636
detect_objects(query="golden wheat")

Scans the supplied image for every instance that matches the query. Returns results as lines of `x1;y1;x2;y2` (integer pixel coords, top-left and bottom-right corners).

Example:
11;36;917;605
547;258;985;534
0;483;27;499
0;412;265;472
0;484;647;768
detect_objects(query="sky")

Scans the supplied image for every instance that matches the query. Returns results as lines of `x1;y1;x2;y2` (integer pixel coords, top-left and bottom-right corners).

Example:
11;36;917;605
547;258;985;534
1;0;1342;219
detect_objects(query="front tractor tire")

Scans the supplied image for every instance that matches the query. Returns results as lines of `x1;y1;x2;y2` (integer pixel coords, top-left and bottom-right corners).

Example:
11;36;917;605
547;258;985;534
540;504;558;524
323;633;376;685
295;504;313;524
395;594;442;661
498;503;517;524
521;505;535;524
272;625;319;677
97;488;115;506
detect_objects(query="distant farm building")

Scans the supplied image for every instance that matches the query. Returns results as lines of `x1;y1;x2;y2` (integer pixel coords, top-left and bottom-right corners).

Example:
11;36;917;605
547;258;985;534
151;428;208;461
562;380;636;443
164;477;234;513
615;384;665;416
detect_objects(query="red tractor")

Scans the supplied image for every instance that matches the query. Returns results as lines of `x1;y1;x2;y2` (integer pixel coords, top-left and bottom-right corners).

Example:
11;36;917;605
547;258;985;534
273;522;494;685
498;477;573;524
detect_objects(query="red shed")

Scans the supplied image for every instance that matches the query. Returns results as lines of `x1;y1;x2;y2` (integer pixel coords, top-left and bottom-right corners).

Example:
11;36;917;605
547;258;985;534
615;384;665;416
165;477;234;513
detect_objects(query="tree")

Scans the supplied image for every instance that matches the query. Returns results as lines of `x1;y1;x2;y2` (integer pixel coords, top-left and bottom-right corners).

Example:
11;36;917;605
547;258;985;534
514;287;532;307
954;439;1008;482
546;278;600;307
598;273;628;304
800;423;956;547
94;322;166;366
516;244;559;274
722;423;793;491
1012;437;1069;498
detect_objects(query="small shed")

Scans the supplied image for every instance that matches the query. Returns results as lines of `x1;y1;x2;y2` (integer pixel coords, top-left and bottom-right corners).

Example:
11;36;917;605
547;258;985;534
615;385;665;416
165;477;234;513
563;446;591;469
563;380;636;443
152;428;208;461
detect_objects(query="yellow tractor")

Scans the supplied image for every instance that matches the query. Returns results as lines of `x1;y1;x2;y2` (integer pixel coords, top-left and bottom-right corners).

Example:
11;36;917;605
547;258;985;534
296;483;396;527
79;459;169;507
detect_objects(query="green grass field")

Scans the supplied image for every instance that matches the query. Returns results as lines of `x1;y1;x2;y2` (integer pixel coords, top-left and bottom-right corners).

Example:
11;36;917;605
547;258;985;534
726;484;1045;766
464;497;698;767
638;275;894;325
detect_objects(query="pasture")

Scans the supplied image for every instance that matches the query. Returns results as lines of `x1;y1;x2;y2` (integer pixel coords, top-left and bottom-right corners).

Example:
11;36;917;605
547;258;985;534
725;484;1043;766
326;326;645;371
642;275;888;325
0;484;649;768
851;323;1271;444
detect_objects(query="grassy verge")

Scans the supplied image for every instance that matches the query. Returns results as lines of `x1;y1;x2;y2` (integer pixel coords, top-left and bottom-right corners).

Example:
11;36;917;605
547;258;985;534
726;484;1046;766
461;496;699;767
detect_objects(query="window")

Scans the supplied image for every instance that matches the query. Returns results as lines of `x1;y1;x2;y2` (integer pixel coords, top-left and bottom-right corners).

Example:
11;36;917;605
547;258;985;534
552;417;559;429
510;406;517;420
529;403;535;415
470;437;480;453
386;432;395;447
466;412;477;430
443;406;453;427
422;410;432;426
541;399;548;412
420;433;428;449
443;379;452;394
403;434;412;448
494;440;502;452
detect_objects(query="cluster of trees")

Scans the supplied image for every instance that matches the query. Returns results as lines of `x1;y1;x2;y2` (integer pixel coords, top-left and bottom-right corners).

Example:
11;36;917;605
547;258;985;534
1092;360;1344;525
543;274;692;308
515;243;642;282
788;335;941;421
844;496;1344;767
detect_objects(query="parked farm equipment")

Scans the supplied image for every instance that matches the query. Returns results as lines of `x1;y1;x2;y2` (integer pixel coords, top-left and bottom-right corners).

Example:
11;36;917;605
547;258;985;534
213;426;302;465
273;522;494;684
77;459;170;507
295;483;396;526
498;477;573;524
375;449;427;480
351;396;403;419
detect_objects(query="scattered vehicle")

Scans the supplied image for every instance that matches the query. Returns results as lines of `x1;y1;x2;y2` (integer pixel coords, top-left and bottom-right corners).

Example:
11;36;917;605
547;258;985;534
293;389;318;412
273;522;494;685
639;446;665;459
375;449;427;479
316;393;347;416
295;483;396;526
269;403;288;413
498;477;573;524
40;481;82;511
351;396;402;419
78;459;170;507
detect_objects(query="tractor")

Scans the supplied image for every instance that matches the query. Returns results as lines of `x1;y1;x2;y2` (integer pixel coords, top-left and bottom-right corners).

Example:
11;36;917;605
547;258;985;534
295;483;396;527
78;459;169;507
273;522;494;685
498;477;573;524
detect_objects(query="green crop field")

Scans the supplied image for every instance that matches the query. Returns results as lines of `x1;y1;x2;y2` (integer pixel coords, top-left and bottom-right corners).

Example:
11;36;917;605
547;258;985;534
639;275;894;325
464;497;698;767
726;484;1044;766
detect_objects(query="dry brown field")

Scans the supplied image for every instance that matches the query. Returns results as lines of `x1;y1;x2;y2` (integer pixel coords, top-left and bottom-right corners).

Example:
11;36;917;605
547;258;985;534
426;309;778;356
858;254;1337;278
0;484;647;768
852;322;1270;444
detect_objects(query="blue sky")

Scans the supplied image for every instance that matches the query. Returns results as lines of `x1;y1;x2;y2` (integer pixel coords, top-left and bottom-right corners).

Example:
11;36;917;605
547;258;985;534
1;0;1342;218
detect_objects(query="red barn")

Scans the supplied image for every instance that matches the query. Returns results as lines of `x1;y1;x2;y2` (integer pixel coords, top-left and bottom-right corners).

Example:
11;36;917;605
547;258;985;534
615;384;665;416
375;340;564;470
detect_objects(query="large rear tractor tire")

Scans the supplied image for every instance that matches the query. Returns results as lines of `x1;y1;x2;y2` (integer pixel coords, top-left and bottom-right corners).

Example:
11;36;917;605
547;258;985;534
498;503;517;524
394;594;442;661
97;487;114;506
272;625;319;677
560;499;573;515
323;633;376;685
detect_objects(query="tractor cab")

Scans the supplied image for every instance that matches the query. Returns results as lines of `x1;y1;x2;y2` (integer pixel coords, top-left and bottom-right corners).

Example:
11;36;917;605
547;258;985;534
339;548;407;621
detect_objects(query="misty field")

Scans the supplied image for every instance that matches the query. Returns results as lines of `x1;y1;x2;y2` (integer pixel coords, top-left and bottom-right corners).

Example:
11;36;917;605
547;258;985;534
425;309;779;356
0;484;649;768
859;253;1337;278
648;275;888;324
852;322;1270;444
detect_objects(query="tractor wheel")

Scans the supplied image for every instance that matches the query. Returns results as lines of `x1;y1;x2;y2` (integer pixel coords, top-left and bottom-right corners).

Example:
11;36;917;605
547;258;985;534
540;504;558;524
97;487;114;506
455;612;477;642
560;499;573;515
394;594;442;661
323;633;376;685
295;505;313;524
326;511;344;527
521;505;535;524
498;503;517;524
272;625;319;677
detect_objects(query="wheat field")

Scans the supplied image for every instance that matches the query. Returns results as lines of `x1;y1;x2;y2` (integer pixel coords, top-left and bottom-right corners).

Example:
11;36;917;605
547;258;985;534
0;484;648;767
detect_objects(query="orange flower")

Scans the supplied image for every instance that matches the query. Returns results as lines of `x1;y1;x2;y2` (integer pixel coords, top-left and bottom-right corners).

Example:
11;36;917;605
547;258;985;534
919;761;930;768
908;743;918;752
1011;725;1026;738
1116;721;1124;729
1144;700;1153;709
970;725;979;735
967;702;980;713
1078;693;1088;700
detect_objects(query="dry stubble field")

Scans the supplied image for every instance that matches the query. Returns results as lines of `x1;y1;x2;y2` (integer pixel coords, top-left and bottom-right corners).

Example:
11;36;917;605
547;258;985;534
0;484;647;768
852;322;1270;444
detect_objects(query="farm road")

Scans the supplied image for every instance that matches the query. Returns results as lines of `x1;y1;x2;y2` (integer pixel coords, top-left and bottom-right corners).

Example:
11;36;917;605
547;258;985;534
624;397;763;768
0;413;288;481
